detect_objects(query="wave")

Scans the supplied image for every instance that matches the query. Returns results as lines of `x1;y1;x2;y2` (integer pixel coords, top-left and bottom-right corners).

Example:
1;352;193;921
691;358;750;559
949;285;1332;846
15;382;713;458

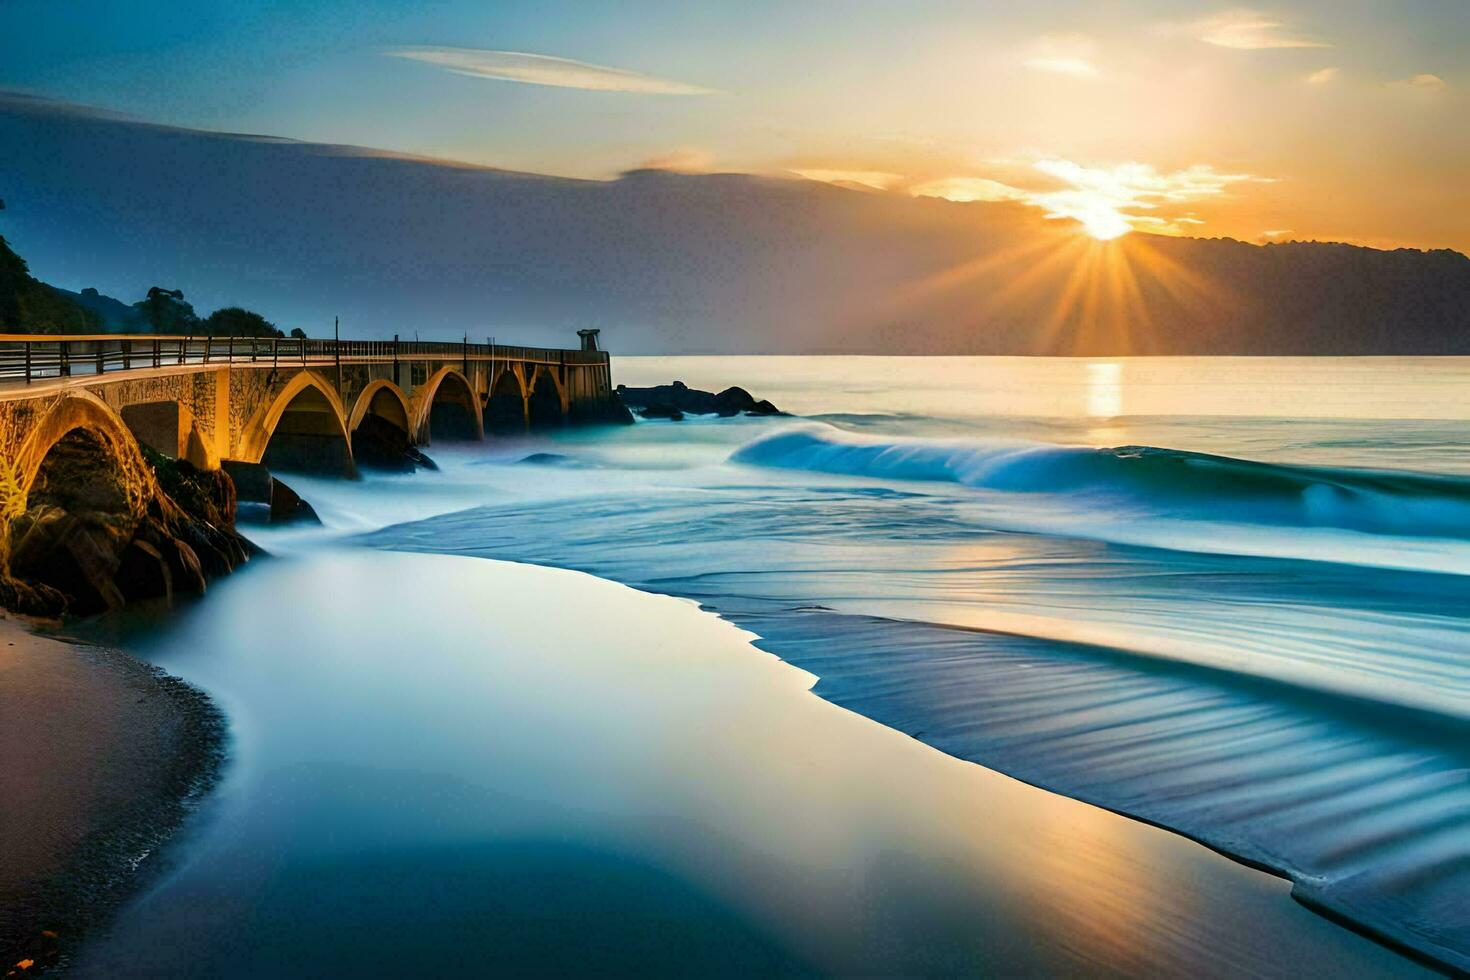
732;426;1470;541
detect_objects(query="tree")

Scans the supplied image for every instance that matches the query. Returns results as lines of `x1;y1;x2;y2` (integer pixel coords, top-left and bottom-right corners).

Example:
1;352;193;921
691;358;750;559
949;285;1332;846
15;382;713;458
202;306;283;337
0;234;102;333
133;286;199;334
288;327;307;339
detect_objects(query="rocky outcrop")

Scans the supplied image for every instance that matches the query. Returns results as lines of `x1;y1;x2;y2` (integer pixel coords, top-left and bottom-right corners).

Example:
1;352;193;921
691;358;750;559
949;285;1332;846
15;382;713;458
351;414;437;472
617;382;782;420
222;459;321;526
5;440;254;617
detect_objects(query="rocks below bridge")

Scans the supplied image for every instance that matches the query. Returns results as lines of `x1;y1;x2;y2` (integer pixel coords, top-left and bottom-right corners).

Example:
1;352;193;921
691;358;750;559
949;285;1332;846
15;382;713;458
617;382;782;421
352;414;438;473
4;440;253;618
221;460;321;526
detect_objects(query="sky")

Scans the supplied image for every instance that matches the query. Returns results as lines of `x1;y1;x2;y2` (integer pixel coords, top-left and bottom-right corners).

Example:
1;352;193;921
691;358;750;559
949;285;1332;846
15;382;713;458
2;0;1466;252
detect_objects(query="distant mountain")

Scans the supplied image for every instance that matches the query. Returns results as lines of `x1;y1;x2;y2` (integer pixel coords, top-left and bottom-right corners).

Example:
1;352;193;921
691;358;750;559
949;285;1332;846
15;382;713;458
48;284;143;331
0;232;101;333
2;92;1467;354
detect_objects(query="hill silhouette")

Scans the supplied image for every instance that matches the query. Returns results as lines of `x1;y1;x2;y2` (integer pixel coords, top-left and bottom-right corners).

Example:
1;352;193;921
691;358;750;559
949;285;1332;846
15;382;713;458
2;92;1466;354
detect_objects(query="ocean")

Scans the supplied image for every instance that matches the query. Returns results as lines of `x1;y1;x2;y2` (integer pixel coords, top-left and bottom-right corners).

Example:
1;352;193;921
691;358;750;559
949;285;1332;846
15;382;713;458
71;356;1467;975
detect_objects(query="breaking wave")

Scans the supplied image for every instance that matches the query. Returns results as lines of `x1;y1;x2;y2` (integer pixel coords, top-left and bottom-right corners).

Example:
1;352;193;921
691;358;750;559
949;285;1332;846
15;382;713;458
733;426;1470;540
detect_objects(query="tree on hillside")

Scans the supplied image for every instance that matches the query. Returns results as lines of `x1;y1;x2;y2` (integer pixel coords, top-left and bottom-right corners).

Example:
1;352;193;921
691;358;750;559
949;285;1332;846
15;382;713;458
0;233;102;334
289;327;306;339
202;306;283;337
133;286;199;334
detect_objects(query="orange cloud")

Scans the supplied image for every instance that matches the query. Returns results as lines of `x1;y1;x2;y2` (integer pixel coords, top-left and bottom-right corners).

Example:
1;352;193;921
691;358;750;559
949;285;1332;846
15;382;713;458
1185;9;1331;50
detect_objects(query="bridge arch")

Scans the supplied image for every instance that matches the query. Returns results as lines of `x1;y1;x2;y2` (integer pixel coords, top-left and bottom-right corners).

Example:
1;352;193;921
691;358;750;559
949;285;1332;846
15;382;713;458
14;391;154;510
484;366;527;434
6;394;156;610
527;365;568;428
348;380;418;471
240;370;356;478
415;367;484;443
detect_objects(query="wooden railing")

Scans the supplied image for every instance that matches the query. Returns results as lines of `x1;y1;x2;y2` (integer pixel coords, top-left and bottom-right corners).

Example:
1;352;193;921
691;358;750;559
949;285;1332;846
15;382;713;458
0;334;607;384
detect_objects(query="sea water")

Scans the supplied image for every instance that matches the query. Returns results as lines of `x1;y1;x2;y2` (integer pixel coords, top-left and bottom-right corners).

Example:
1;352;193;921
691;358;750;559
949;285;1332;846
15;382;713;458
75;356;1467;975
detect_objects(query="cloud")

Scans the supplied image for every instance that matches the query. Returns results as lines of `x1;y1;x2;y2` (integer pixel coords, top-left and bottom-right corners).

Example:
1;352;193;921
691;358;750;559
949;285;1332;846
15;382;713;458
915;159;1267;239
791;169;905;191
1392;73;1447;93
1306;67;1340;85
639;148;715;172
1186;9;1330;50
1023;35;1100;77
386;47;715;95
908;177;1029;203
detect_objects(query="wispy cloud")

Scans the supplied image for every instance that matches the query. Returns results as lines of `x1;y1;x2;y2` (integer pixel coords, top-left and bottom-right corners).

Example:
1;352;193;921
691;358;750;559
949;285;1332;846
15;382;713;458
1185;9;1331;50
905;177;1029;203
1023;35;1100;78
386;47;716;95
1306;67;1340;85
791;169;905;191
639;148;716;172
1392;73;1448;93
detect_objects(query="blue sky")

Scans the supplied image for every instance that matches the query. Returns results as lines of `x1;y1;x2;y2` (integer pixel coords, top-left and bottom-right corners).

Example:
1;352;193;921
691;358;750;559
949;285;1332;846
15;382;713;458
3;0;1466;249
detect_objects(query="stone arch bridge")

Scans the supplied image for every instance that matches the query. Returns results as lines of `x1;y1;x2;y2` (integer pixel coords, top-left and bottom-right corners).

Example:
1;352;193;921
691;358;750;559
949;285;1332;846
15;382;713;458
0;335;617;506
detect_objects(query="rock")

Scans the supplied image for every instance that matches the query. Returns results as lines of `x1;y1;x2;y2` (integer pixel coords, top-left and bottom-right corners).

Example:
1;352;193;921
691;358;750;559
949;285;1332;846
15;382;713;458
270;477;320;525
0;577;66;618
352;414;434;472
637;403;685;421
618;382;783;418
9;507;126;615
161;537;207;595
115;538;172;605
221;459;273;505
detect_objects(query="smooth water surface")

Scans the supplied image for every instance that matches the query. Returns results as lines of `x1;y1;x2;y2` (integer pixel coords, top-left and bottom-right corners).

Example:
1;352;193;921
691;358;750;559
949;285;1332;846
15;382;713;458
79;356;1469;974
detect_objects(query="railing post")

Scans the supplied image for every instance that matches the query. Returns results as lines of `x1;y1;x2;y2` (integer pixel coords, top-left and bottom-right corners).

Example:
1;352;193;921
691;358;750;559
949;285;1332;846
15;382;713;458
393;333;399;385
153;338;160;369
272;336;279;370
462;333;468;376
60;340;70;377
96;342;104;375
24;342;31;384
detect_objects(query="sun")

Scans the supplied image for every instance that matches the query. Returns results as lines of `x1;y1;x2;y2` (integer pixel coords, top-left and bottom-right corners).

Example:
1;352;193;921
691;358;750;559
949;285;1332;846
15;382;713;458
1076;205;1133;241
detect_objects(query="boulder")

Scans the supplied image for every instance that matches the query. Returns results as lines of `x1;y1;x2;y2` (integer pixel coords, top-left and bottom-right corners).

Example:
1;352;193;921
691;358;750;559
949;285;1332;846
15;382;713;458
352;414;435;472
637;403;685;421
221;459;273;505
270;477;321;525
115;537;172;605
161;536;207;595
9;506;126;614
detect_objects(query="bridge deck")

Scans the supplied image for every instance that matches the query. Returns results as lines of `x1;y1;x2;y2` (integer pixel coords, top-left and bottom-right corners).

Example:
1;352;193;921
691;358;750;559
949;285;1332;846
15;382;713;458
0;334;605;387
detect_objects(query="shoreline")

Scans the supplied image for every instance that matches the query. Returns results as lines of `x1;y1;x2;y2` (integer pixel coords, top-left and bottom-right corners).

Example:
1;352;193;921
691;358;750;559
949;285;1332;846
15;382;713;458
65;549;1429;976
0;613;225;973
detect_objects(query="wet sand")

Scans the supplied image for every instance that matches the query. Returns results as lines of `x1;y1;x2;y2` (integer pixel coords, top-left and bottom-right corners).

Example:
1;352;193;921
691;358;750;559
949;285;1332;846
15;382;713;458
0;614;223;972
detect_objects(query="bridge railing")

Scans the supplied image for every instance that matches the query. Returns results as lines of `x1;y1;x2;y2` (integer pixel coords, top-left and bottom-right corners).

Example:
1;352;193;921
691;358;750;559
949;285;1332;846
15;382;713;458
0;334;607;384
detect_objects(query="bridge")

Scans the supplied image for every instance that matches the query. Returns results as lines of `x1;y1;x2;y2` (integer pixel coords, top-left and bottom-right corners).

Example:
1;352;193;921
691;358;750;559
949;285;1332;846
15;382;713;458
0;333;618;514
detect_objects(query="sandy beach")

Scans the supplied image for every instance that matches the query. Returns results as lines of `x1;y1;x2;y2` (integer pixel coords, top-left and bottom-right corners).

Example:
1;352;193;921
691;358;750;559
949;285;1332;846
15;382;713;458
0;614;223;972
